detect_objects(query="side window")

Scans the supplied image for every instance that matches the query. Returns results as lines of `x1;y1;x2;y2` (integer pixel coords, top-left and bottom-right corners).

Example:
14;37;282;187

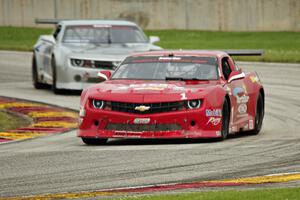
53;25;62;40
221;57;232;80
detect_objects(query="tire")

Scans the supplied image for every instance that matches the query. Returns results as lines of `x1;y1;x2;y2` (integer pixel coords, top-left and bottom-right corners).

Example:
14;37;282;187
81;138;108;145
51;57;63;94
250;93;264;135
220;98;230;140
32;55;47;89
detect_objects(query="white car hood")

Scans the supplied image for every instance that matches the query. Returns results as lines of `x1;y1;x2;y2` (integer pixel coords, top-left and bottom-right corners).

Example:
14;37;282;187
62;43;161;61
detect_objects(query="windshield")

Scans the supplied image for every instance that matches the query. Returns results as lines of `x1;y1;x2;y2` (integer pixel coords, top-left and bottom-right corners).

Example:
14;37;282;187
112;56;218;80
62;25;148;44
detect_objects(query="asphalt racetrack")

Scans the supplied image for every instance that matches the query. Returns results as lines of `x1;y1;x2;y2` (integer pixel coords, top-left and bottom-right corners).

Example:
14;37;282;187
0;51;299;197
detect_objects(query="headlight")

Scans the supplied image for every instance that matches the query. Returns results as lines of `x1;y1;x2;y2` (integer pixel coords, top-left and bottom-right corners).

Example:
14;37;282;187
92;99;104;109
71;59;84;67
187;100;201;109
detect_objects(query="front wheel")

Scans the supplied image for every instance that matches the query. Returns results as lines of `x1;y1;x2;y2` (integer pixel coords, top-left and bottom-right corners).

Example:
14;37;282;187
32;55;47;89
51;57;63;94
81;138;108;145
220;98;230;140
250;93;264;135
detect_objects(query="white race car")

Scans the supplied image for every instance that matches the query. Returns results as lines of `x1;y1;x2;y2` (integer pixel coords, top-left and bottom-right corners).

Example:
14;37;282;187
32;19;162;93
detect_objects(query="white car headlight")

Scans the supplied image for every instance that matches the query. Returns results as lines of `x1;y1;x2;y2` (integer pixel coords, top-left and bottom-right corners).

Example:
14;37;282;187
71;59;84;67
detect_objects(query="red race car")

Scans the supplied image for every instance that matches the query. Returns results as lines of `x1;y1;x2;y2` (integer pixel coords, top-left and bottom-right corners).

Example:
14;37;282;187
78;50;264;145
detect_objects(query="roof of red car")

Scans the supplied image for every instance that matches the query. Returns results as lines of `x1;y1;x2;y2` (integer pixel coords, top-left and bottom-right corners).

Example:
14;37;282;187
129;50;228;58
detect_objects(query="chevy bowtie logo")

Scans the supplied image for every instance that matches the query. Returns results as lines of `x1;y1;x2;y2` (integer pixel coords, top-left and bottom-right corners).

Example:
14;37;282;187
135;105;150;112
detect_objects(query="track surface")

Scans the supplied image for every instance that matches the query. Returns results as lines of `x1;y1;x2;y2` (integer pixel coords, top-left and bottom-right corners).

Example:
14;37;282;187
0;51;299;197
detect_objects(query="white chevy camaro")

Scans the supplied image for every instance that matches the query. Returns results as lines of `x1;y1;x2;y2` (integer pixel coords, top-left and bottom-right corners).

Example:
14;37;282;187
32;20;162;94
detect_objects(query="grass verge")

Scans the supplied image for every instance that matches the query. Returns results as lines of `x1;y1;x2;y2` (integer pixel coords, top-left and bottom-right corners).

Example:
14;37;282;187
0;110;30;132
112;187;300;200
0;26;299;63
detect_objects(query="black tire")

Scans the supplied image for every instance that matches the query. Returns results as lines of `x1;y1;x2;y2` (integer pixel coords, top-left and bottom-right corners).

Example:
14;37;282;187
32;55;47;89
81;138;108;145
220;98;230;140
51;57;63;94
250;93;264;135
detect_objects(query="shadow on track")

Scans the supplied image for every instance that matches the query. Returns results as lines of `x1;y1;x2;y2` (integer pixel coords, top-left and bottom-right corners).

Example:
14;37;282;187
79;131;260;146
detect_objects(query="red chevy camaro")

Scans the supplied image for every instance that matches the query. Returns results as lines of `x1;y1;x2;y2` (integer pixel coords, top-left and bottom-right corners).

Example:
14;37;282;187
78;50;264;145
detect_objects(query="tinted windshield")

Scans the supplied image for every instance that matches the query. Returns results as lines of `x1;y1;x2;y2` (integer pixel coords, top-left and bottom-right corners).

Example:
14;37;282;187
63;25;148;43
112;56;218;80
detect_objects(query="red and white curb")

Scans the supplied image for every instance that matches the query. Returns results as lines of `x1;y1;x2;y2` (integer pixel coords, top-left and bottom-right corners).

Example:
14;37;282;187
0;96;78;143
1;172;299;200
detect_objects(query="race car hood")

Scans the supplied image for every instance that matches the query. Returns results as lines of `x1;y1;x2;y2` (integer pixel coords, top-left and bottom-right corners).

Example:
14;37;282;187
62;43;161;61
87;80;221;103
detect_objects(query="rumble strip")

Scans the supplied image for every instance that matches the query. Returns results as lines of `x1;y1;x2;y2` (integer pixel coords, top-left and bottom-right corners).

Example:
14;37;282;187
1;172;299;200
0;96;78;143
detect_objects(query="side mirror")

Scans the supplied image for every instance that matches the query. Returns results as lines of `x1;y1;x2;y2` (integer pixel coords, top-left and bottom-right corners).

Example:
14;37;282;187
228;71;245;83
98;70;111;81
149;36;160;44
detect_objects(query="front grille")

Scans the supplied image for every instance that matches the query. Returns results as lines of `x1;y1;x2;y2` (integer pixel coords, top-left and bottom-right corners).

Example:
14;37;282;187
109;101;185;114
105;123;181;132
94;61;116;70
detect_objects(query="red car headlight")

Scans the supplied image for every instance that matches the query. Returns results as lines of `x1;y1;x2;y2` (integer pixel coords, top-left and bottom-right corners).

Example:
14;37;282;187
187;99;202;109
92;99;105;109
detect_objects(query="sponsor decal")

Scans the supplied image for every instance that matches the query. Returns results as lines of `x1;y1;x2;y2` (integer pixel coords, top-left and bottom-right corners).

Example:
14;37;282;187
232;126;238;132
233;86;249;104
243;124;249;130
236;95;249;104
237;113;249;118
238;104;247;114
250;76;259;83
206;109;222;117
216;131;221;136
159;57;181;61
135;105;150;112
133;118;151;124
207;117;221;126
249;119;254;129
93;25;111;28
116;83;185;91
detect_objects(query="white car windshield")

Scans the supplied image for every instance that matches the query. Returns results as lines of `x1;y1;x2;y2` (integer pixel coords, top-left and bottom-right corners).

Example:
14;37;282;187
112;56;218;80
63;25;148;44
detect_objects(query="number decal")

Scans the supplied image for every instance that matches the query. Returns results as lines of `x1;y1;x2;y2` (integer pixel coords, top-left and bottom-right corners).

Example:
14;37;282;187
180;93;187;100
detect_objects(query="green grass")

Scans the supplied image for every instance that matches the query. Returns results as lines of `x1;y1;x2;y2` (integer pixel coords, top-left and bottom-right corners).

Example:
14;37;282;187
0;26;51;51
0;26;299;62
146;30;300;63
0;111;30;132
111;187;300;200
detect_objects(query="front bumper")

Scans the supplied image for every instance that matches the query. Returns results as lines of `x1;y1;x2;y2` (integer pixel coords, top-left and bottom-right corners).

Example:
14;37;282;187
56;61;115;90
78;107;222;139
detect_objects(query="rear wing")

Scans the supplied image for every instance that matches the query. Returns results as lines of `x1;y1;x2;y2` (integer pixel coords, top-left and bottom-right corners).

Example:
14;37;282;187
224;49;264;56
35;19;61;24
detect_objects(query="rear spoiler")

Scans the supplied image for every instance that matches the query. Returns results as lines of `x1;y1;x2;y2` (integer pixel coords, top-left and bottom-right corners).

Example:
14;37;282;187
35;19;61;24
224;49;264;56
